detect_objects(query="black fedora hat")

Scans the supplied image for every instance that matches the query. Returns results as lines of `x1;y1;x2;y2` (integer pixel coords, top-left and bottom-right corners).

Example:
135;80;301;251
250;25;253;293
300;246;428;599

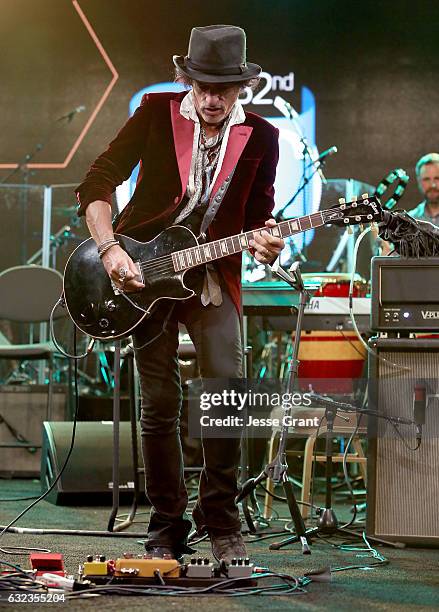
173;25;261;83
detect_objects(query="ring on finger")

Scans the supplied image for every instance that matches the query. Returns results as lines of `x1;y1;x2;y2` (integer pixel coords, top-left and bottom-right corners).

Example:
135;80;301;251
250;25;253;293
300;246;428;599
118;266;128;283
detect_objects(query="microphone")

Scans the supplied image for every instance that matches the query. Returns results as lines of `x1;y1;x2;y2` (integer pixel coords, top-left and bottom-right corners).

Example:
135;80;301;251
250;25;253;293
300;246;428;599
56;105;86;123
413;382;427;445
273;95;300;120
308;146;337;184
314;146;338;163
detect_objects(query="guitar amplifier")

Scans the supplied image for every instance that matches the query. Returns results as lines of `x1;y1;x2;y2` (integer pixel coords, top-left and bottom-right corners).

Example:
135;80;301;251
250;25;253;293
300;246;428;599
367;337;439;546
371;256;439;332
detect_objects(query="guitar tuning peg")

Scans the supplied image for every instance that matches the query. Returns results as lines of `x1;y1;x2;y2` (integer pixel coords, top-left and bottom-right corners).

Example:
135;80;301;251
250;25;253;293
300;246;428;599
339;197;346;204
361;192;369;199
347;226;353;235
360;224;365;232
352;195;358;201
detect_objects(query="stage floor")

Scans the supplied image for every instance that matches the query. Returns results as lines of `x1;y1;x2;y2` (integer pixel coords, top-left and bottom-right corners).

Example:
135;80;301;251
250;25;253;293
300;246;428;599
0;479;437;610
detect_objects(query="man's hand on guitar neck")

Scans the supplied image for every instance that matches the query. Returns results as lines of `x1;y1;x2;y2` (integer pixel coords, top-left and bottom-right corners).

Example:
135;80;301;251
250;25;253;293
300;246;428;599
101;244;145;293
249;218;285;264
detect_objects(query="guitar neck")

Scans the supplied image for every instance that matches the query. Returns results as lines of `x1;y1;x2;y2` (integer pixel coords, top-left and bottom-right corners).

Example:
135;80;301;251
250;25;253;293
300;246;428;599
172;211;327;272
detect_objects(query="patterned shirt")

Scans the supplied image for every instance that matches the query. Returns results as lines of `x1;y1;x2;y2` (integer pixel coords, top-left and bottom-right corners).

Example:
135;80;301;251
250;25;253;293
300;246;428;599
175;91;246;306
179;89;245;209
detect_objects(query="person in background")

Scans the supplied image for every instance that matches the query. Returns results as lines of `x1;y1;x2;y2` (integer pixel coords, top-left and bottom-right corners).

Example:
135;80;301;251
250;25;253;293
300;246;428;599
407;153;439;224
379;152;439;255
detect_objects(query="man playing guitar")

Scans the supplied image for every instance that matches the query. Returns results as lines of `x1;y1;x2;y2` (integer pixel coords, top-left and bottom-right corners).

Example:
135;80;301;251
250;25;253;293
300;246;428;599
75;25;284;563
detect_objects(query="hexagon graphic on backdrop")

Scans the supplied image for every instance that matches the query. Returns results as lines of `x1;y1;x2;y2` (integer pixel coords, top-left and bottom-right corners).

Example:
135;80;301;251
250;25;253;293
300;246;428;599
0;0;118;170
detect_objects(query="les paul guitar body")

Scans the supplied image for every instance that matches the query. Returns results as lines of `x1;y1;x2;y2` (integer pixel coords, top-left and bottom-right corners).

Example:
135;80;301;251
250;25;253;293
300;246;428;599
63;195;382;340
63;227;198;340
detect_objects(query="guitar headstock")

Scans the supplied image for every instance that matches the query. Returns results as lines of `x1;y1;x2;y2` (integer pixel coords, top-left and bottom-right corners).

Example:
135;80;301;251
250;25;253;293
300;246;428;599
323;194;383;228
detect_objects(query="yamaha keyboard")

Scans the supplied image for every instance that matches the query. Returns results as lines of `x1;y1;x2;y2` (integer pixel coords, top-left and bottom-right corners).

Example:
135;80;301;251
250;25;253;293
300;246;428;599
242;282;371;332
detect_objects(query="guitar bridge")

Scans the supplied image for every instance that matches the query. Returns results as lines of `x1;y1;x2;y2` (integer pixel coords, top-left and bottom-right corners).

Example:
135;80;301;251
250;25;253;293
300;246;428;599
135;261;144;285
111;280;122;295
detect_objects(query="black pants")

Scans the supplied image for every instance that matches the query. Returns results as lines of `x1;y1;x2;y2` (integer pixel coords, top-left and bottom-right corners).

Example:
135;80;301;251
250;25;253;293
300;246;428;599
133;291;243;553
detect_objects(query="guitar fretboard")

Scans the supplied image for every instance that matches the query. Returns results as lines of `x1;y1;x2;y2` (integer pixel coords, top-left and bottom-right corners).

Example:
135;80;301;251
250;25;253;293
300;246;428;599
171;211;326;272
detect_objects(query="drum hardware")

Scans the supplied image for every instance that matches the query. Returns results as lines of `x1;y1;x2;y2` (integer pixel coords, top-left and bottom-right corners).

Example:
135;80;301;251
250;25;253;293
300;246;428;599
246;274;370;393
301;272;368;297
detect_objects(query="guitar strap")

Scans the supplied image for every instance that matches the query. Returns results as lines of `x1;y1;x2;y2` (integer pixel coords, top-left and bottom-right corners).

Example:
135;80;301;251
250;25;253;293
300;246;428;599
199;165;237;238
111;165;237;236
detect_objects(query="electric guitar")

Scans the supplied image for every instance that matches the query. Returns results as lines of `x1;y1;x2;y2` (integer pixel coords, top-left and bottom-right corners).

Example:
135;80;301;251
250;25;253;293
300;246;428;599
63;195;382;340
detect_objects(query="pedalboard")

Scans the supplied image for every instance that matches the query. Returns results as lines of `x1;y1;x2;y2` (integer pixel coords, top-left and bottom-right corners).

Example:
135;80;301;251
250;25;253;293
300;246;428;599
80;554;256;587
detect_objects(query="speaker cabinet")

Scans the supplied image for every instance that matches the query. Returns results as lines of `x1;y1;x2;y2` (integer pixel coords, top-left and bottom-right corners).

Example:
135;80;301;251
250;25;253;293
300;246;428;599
367;338;439;546
0;385;66;477
41;422;144;505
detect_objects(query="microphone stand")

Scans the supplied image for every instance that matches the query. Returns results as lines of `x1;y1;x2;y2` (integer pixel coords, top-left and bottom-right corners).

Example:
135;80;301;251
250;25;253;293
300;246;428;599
1;146;41;266
274;96;326;224
0;106;79;185
0;110;83;264
236;261;312;554
274;163;324;265
269;396;343;550
275;162;324;222
269;393;407;551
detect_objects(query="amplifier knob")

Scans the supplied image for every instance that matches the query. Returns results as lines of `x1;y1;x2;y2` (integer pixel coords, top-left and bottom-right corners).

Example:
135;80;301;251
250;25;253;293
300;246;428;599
99;318;109;329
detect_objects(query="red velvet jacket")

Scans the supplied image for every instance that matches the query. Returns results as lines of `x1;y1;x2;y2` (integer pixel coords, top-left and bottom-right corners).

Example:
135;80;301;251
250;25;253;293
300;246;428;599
76;91;279;314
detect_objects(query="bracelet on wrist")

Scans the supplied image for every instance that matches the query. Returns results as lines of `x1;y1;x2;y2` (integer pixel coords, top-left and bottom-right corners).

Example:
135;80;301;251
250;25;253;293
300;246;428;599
98;240;120;259
97;237;118;251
